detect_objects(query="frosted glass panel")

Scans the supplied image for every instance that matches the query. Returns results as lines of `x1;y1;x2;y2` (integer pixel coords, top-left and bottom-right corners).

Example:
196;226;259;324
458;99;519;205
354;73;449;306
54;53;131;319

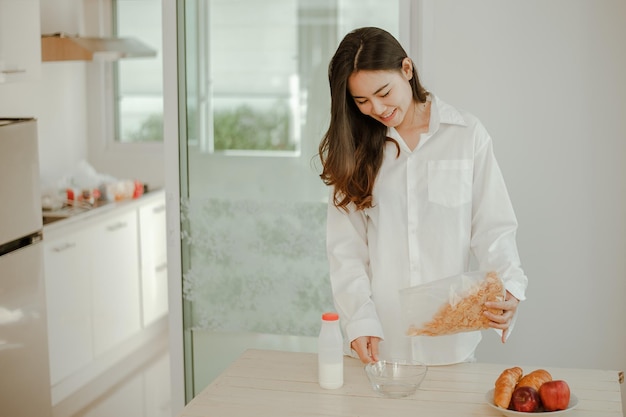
182;197;331;336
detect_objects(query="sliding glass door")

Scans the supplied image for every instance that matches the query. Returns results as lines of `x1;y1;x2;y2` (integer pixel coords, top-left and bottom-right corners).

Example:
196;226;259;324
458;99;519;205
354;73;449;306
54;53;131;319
178;0;403;399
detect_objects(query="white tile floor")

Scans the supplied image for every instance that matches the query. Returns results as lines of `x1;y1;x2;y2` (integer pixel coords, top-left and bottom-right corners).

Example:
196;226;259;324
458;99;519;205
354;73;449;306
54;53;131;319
52;329;171;417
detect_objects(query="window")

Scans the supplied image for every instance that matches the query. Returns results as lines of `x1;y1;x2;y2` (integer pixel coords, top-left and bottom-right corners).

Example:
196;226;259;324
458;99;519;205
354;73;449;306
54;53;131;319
185;0;302;155
184;0;400;156
114;0;163;143
111;0;400;154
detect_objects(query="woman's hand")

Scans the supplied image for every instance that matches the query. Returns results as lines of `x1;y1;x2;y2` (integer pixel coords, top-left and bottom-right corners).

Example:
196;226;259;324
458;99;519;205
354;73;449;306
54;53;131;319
484;291;520;343
350;336;382;363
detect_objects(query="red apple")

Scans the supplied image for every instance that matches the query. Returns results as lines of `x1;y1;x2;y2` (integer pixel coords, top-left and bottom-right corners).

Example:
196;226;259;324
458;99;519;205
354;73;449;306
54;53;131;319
510;386;541;412
539;380;571;411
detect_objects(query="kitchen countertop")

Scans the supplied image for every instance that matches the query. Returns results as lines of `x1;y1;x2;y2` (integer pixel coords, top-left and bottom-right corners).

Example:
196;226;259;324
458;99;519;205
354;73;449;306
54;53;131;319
176;349;624;417
42;189;165;233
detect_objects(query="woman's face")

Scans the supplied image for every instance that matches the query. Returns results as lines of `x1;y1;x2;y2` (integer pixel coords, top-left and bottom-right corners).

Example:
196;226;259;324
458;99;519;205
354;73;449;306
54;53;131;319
347;58;415;130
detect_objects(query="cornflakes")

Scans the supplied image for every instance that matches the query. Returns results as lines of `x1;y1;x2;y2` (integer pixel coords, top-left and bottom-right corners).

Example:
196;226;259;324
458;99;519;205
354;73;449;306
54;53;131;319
406;272;504;336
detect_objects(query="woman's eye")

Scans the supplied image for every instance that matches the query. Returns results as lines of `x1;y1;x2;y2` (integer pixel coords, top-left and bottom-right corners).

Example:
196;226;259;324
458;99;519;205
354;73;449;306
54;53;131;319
356;100;367;105
381;90;390;97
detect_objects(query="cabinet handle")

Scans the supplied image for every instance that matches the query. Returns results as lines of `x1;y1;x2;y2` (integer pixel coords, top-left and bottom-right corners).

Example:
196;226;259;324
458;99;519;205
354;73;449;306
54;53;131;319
1;69;27;74
155;262;168;273
52;242;76;252
106;221;127;232
152;204;166;214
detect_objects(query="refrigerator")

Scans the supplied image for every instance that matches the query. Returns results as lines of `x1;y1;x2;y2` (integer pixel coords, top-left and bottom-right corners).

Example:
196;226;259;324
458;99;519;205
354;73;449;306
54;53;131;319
0;118;53;416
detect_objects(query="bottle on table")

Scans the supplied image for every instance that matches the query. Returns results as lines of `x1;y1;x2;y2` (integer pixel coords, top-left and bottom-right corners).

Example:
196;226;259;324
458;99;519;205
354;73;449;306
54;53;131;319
318;312;344;389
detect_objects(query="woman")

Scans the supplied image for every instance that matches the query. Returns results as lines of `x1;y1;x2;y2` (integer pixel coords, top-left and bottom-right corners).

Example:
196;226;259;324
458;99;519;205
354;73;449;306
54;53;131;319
318;27;528;365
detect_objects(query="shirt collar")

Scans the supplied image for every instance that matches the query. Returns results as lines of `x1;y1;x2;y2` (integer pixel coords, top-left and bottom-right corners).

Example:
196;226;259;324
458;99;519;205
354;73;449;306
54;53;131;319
386;94;468;152
430;94;467;130
417;94;467;150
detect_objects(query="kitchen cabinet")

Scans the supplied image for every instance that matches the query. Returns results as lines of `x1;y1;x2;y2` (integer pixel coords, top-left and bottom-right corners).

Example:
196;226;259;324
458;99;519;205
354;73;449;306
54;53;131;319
91;210;141;357
139;198;168;327
0;0;41;83
43;191;167;402
44;209;142;384
44;228;94;386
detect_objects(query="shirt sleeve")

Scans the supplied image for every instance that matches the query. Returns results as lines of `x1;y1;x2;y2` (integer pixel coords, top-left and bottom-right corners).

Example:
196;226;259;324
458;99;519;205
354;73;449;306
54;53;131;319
325;189;385;348
470;123;528;302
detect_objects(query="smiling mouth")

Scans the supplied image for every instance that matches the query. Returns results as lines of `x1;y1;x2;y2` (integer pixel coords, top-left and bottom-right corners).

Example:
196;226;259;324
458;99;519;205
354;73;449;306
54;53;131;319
380;109;396;123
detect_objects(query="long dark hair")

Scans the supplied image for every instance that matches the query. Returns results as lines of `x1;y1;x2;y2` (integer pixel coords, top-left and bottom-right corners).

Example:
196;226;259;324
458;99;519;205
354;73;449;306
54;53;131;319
318;27;429;211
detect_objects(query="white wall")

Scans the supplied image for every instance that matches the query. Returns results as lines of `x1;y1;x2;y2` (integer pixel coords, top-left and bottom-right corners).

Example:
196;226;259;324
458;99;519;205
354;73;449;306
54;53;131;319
0;0;164;191
414;0;625;408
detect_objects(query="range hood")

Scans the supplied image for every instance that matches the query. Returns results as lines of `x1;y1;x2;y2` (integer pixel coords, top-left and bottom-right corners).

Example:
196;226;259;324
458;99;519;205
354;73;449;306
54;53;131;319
41;33;157;62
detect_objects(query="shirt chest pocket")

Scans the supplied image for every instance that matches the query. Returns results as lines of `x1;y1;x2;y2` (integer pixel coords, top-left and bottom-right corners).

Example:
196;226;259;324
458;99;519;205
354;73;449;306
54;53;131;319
427;159;472;207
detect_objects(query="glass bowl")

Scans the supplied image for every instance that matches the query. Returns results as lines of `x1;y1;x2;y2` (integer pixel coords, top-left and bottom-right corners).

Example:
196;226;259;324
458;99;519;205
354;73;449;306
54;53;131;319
364;359;428;398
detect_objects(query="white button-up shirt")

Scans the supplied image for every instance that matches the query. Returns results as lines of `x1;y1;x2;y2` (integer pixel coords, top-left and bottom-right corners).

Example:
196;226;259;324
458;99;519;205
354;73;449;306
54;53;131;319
326;94;528;365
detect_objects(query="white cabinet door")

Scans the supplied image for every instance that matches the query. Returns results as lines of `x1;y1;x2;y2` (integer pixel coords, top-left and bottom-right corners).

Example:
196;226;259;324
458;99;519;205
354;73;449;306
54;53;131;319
139;197;168;327
44;229;93;385
0;0;41;83
91;211;141;356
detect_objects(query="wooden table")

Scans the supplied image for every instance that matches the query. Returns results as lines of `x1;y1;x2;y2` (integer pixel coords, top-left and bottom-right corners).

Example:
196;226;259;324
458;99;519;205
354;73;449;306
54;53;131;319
177;349;623;417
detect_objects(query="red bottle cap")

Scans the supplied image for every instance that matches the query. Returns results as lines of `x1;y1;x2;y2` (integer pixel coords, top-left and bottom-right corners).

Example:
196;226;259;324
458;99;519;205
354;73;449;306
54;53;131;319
322;312;339;321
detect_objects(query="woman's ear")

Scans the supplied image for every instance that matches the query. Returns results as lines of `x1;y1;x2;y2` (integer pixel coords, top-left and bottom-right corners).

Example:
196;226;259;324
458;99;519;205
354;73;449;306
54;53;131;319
401;57;414;80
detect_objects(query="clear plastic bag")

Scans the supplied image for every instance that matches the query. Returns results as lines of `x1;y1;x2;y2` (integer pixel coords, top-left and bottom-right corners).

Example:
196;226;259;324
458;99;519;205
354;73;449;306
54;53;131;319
400;271;505;337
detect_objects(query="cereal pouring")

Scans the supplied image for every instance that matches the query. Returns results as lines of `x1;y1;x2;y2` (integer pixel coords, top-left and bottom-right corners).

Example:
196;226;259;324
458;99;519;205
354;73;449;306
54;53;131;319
400;271;505;337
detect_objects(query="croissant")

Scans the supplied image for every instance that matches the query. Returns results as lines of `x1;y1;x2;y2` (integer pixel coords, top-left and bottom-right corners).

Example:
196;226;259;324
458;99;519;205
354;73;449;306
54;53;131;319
517;369;552;391
494;366;523;408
